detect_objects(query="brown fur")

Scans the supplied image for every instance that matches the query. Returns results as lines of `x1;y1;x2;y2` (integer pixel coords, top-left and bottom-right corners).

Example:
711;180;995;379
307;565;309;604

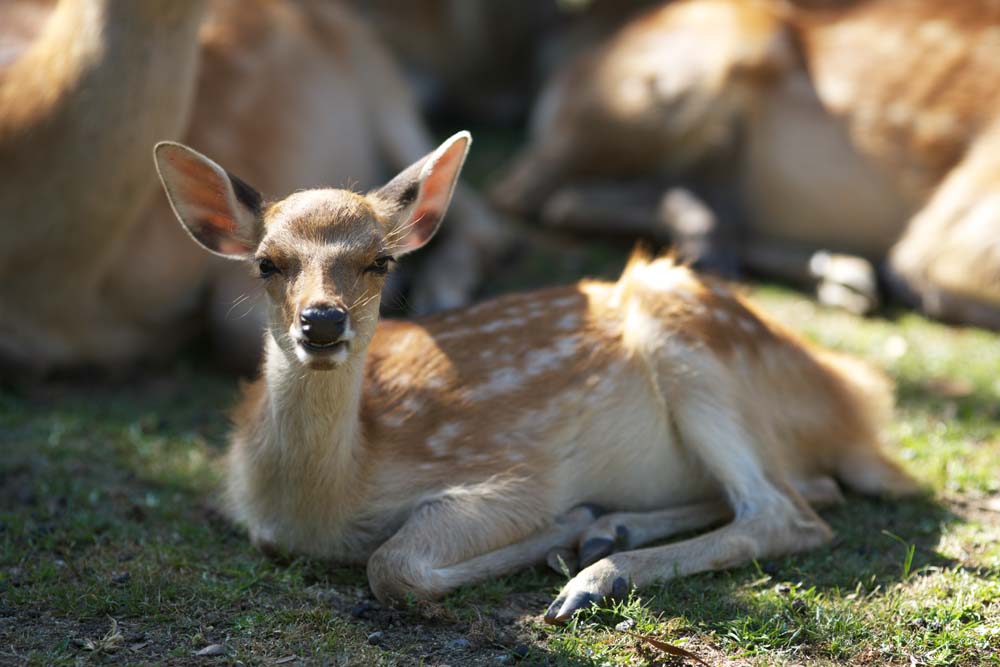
0;0;506;375
493;0;1000;329
156;133;918;619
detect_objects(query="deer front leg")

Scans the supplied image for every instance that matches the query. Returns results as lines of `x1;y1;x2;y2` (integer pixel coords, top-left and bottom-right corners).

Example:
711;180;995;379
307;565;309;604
542;182;745;276
742;241;880;315
407;185;512;314
366;483;602;603
545;503;833;623
572;476;843;569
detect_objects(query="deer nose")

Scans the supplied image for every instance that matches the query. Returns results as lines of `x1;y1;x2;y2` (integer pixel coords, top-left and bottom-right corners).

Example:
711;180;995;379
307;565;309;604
300;306;347;345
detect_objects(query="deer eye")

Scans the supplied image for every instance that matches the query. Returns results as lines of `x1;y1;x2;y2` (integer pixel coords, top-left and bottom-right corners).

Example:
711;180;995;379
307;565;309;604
257;257;280;278
365;255;394;275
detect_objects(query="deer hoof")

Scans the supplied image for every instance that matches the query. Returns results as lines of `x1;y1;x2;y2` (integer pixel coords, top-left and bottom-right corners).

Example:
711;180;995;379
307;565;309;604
578;537;615;569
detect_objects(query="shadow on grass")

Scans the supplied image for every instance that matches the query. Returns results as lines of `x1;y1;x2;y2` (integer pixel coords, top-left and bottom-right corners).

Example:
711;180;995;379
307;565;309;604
529;492;991;664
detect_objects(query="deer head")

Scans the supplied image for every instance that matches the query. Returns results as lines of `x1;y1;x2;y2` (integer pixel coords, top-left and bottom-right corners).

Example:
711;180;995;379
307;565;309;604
154;132;471;370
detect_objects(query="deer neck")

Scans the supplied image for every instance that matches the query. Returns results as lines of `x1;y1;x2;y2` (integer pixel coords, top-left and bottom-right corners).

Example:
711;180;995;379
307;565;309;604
260;335;367;495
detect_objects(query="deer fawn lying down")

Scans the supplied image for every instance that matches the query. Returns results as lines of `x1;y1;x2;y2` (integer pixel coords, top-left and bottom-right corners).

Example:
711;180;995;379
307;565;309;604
154;131;919;622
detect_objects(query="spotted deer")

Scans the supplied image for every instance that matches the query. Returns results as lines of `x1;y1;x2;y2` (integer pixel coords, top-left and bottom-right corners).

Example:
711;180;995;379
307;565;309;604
492;0;1000;329
155;131;919;622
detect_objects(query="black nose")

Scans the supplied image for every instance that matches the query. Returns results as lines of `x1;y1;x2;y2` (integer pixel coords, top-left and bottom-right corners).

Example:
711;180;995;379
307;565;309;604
300;306;347;345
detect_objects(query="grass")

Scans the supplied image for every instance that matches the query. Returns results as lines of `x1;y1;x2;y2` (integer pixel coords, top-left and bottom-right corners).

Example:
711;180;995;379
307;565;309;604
2;237;999;666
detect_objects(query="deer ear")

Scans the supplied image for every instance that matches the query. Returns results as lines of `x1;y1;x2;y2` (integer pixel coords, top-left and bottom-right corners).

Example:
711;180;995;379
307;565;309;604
376;131;471;257
154;141;264;259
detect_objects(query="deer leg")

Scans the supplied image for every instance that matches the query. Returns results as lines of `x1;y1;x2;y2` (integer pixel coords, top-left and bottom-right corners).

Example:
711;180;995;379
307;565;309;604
540;182;667;240
743;240;880;315
407;185;512;314
541;182;745;276
887;137;1000;329
545;502;832;623
573;476;842;569
366;486;602;603
545;371;833;623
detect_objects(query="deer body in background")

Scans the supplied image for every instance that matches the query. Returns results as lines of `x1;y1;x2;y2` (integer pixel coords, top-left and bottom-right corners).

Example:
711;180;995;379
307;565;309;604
0;0;207;370
155;132;918;623
0;0;505;375
492;0;1000;329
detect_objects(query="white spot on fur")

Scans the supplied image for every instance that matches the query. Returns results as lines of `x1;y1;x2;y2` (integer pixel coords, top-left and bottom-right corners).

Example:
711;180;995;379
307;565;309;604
436;327;476;341
525;305;546;319
507;452;526;462
390;331;419;355
738;318;757;333
556;312;581;330
479;317;526;334
426;422;461;457
424;376;446;390
382;413;407;428
466;367;523;401
402;397;423;412
525;335;580;376
550;296;580;308
715;309;731;323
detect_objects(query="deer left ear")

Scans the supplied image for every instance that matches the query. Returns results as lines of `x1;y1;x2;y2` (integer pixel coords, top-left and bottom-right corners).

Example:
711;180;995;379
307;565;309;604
376;131;471;257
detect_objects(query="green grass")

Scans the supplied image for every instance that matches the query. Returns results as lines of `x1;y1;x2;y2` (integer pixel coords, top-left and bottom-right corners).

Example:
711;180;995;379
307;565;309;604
2;244;999;665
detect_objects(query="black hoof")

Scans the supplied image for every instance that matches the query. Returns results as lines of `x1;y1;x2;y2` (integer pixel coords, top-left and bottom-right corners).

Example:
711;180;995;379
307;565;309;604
579;537;614;569
544;590;599;624
544;595;566;624
610;576;630;603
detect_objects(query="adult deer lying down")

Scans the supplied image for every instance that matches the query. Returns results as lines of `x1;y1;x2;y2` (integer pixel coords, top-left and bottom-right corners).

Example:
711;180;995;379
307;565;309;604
155;132;919;622
493;0;1000;329
0;0;505;376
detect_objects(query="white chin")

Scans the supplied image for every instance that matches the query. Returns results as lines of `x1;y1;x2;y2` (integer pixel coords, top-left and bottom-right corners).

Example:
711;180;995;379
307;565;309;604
294;341;350;368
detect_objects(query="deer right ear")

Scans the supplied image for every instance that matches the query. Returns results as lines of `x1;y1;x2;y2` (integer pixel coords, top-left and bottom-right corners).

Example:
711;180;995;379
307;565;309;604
153;142;263;259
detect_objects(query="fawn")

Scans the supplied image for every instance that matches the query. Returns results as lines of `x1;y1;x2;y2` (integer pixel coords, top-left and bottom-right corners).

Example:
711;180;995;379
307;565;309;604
154;131;918;622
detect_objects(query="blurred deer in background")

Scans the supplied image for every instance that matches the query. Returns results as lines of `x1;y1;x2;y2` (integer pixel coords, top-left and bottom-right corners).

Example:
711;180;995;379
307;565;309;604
493;0;1000;329
155;131;918;623
347;0;661;125
0;0;506;376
